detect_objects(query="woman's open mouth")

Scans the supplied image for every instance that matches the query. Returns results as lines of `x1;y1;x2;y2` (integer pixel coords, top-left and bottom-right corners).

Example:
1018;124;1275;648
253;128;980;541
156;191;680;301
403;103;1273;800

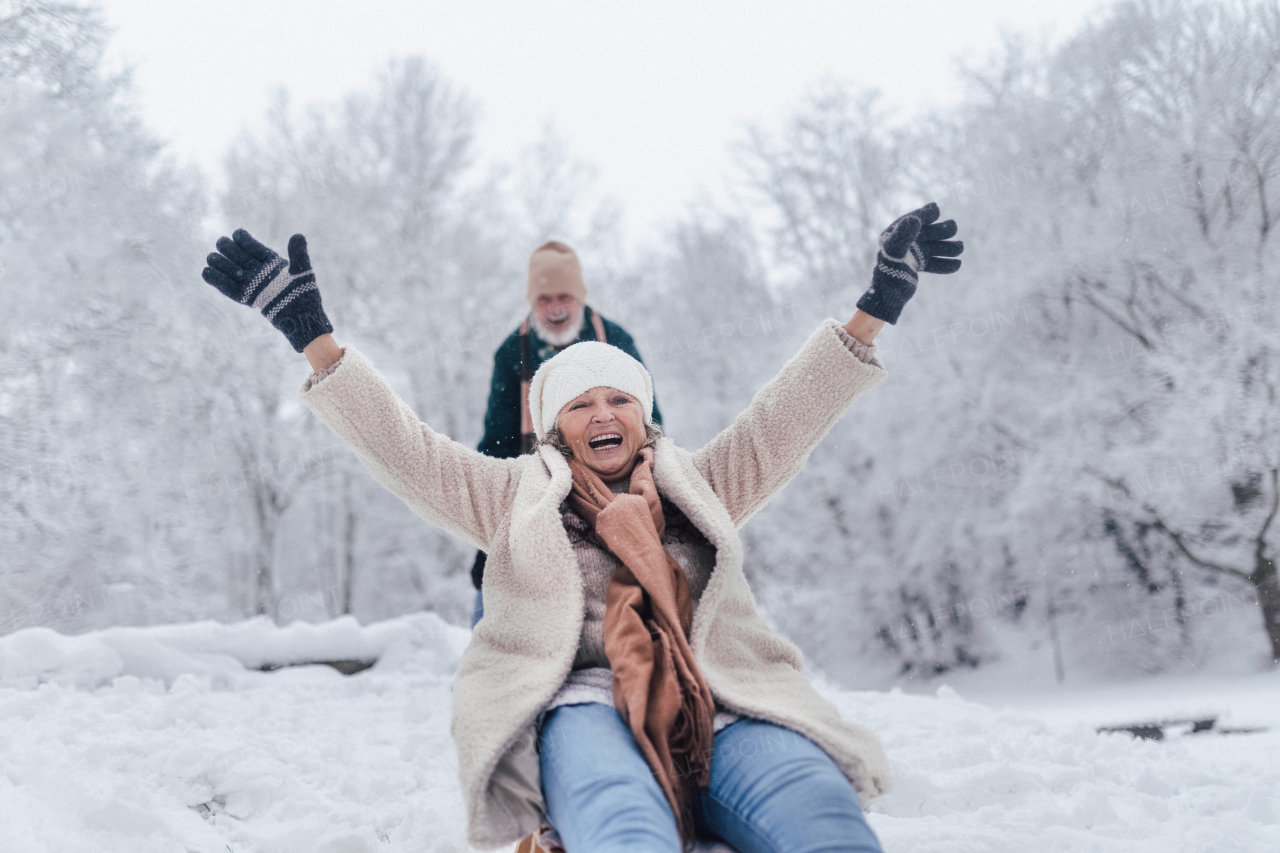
588;433;624;451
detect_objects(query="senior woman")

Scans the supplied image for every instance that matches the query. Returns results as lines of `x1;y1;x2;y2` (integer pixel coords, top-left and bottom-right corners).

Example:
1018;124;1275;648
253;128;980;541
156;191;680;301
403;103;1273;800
201;204;963;853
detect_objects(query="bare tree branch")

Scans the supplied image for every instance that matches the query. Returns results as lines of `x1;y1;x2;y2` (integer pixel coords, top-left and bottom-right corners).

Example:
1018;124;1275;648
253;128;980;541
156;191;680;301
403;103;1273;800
1086;469;1253;581
1076;278;1155;349
1145;512;1252;581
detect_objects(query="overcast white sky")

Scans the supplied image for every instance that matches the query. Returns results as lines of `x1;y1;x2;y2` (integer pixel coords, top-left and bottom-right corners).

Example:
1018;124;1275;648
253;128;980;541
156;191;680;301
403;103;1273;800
97;0;1107;243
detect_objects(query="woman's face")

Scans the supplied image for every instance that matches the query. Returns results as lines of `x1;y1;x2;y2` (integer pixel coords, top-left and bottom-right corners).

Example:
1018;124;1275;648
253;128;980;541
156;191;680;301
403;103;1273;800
555;386;647;482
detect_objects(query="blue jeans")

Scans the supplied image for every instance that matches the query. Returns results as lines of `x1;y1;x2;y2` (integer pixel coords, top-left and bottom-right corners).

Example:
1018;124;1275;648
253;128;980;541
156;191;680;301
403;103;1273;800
537;702;883;853
471;588;483;627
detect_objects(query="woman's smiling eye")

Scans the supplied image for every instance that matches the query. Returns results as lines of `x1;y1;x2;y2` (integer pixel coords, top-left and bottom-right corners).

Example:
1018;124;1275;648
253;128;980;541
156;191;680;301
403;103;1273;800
570;401;589;411
611;396;631;405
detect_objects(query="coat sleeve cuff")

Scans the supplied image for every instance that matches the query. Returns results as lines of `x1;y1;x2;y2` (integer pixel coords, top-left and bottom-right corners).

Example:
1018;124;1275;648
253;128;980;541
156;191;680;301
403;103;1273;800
832;323;884;369
300;352;345;392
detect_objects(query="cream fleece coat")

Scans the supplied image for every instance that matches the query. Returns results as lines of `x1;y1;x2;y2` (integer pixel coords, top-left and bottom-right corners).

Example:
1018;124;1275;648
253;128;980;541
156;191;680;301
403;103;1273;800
298;319;892;849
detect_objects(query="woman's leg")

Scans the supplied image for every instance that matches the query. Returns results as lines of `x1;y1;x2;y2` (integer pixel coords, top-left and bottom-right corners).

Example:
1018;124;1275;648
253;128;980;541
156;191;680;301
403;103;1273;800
538;703;681;853
695;719;883;853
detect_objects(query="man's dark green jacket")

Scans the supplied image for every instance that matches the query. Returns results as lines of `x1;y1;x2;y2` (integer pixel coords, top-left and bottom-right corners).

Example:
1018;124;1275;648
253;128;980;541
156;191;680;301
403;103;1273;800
476;305;663;459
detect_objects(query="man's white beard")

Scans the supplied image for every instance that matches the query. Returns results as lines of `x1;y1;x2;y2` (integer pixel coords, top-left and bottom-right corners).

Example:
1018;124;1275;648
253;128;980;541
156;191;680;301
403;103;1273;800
532;308;585;347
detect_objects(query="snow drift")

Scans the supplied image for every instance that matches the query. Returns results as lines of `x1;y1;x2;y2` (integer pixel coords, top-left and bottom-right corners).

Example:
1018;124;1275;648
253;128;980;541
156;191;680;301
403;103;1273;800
1;614;1277;852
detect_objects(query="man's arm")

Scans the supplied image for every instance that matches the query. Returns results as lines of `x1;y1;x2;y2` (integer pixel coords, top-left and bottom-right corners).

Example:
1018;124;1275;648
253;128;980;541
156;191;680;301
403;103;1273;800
477;333;525;459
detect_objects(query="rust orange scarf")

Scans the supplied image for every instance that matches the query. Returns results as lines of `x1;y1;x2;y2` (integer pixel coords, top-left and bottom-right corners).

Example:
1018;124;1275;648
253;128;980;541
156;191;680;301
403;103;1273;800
567;446;715;849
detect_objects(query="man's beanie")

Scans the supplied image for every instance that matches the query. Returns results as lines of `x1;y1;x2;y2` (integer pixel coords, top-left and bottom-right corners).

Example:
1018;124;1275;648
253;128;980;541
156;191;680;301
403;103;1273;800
527;341;653;439
527;240;588;304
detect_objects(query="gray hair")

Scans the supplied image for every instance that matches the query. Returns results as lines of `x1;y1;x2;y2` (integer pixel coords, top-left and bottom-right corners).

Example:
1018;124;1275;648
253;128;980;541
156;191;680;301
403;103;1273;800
539;422;664;460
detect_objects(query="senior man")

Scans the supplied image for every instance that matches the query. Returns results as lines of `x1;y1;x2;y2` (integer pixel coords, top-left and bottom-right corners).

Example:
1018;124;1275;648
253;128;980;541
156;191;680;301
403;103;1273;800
469;240;662;622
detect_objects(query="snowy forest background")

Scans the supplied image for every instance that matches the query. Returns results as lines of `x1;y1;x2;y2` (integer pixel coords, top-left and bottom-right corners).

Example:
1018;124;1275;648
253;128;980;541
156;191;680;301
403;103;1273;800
3;0;1278;689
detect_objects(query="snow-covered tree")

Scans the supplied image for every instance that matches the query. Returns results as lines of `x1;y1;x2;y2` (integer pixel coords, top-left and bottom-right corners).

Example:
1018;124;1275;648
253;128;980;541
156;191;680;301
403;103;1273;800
720;0;1280;679
0;1;221;630
1029;0;1280;664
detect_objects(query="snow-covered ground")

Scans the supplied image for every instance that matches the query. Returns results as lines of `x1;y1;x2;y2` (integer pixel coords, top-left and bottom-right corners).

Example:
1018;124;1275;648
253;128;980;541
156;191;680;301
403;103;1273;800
1;615;1277;852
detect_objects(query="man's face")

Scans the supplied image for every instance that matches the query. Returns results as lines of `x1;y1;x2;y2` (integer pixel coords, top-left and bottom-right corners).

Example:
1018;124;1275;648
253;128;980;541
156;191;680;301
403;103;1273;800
534;293;582;335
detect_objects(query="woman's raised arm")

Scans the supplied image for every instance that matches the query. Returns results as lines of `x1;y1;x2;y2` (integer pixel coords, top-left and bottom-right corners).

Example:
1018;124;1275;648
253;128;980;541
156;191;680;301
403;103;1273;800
692;319;887;527
693;203;963;527
304;333;344;373
202;228;518;550
297;344;517;551
843;310;885;347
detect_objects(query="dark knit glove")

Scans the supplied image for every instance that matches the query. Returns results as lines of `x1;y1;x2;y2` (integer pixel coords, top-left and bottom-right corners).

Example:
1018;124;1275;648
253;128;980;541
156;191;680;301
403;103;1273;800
855;202;964;324
202;229;333;352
